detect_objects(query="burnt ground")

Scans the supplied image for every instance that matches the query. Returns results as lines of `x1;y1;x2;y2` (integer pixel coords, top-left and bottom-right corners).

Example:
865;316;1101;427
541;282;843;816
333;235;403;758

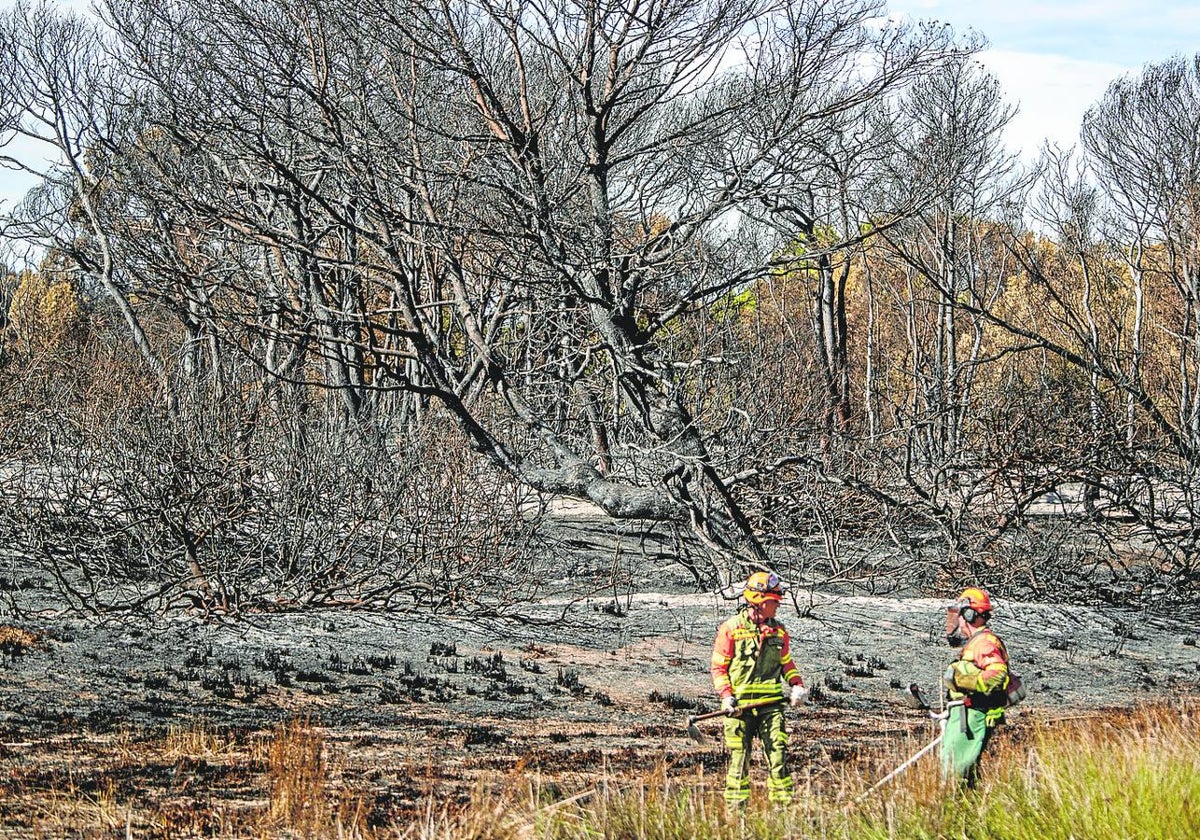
0;511;1198;833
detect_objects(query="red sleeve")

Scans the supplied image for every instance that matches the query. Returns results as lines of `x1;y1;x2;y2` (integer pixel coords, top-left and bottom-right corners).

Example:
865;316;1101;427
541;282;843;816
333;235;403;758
779;629;803;686
710;620;735;698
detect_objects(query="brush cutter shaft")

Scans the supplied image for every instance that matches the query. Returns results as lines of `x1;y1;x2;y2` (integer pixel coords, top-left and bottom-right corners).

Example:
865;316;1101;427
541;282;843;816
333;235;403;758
854;733;943;803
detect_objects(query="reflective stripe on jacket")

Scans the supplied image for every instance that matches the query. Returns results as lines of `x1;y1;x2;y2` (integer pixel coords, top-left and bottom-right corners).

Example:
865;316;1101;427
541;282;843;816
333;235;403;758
948;627;1010;709
711;609;801;700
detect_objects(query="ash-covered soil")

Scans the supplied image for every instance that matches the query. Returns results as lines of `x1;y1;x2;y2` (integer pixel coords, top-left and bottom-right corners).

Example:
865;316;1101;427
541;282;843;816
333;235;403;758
1;512;1198;825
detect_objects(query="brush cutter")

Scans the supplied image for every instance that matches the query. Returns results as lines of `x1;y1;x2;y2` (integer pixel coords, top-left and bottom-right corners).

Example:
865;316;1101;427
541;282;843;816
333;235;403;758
852;732;943;804
850;698;965;805
685;698;784;744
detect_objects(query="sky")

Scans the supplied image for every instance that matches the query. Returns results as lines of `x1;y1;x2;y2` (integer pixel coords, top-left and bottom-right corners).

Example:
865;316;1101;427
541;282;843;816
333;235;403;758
1;0;1199;210
889;0;1200;158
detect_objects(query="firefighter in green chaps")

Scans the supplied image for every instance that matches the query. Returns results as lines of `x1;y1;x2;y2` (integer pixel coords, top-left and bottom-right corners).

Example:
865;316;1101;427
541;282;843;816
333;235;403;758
710;572;807;806
941;587;1013;785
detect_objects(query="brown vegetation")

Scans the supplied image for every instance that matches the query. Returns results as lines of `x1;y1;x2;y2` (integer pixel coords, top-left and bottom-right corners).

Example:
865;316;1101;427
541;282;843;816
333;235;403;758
0;703;1191;838
0;0;1198;615
0;623;41;657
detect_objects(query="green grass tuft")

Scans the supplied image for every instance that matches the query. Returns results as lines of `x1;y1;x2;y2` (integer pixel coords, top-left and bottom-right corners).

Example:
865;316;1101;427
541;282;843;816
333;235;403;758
520;703;1200;840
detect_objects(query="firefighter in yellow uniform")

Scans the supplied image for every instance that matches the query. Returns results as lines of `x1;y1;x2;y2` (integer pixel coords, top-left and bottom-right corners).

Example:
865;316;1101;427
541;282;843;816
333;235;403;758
941;586;1010;785
710;571;807;807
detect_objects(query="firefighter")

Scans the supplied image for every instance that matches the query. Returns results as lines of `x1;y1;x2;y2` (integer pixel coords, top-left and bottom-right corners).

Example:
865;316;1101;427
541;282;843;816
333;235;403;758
940;586;1010;785
710;571;807;807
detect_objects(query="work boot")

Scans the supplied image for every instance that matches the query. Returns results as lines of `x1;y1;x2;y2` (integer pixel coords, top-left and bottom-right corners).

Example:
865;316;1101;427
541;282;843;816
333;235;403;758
725;797;748;834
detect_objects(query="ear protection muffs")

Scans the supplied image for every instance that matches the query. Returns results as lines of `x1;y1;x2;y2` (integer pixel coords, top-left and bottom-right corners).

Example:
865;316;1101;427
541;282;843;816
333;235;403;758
960;607;978;623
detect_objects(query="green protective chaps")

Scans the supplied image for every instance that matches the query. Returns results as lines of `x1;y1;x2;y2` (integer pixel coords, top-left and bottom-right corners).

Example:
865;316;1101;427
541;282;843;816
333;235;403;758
940;704;996;786
723;704;793;805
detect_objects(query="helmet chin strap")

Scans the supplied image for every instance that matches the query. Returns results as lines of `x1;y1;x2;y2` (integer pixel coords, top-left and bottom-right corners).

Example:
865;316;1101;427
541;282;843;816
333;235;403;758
747;600;777;624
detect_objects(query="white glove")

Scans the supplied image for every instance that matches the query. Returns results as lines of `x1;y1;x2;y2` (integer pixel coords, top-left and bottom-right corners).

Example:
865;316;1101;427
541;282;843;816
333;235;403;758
789;683;808;707
721;695;738;715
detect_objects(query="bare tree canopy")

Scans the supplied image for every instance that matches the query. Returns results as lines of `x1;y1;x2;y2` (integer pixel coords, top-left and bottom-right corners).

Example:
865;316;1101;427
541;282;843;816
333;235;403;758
4;0;1200;616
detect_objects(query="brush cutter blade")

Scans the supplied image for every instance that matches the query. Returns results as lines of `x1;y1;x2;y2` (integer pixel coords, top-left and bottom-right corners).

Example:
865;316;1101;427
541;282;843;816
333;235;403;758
904;682;931;710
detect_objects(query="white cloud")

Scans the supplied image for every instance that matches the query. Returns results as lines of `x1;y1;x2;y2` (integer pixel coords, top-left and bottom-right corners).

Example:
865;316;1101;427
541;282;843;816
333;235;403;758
951;1;1145;26
979;49;1129;158
0;134;62;211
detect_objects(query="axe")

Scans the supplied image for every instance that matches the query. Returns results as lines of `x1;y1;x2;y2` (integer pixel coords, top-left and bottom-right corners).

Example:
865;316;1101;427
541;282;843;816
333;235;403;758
685;698;785;744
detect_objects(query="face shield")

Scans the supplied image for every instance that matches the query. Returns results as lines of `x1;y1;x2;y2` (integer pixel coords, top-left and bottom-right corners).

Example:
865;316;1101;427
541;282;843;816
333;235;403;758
944;602;969;647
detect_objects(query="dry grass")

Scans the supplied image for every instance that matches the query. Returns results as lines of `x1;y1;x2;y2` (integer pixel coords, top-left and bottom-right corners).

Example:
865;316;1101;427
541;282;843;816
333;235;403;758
0;717;381;839
0;623;42;656
267;716;340;834
163;719;239;759
1;704;1197;838
519;702;1200;840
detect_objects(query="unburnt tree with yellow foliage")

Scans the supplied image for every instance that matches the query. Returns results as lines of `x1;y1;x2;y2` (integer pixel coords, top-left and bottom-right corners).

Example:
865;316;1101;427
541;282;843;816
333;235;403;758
4;266;81;359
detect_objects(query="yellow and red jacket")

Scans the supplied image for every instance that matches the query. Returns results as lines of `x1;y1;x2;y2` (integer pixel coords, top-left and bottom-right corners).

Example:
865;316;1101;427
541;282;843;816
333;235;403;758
946;627;1010;709
711;609;802;701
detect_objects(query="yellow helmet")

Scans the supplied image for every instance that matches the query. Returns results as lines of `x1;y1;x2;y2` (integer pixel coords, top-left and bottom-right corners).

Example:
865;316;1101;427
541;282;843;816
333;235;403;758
743;571;783;604
952;587;993;614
